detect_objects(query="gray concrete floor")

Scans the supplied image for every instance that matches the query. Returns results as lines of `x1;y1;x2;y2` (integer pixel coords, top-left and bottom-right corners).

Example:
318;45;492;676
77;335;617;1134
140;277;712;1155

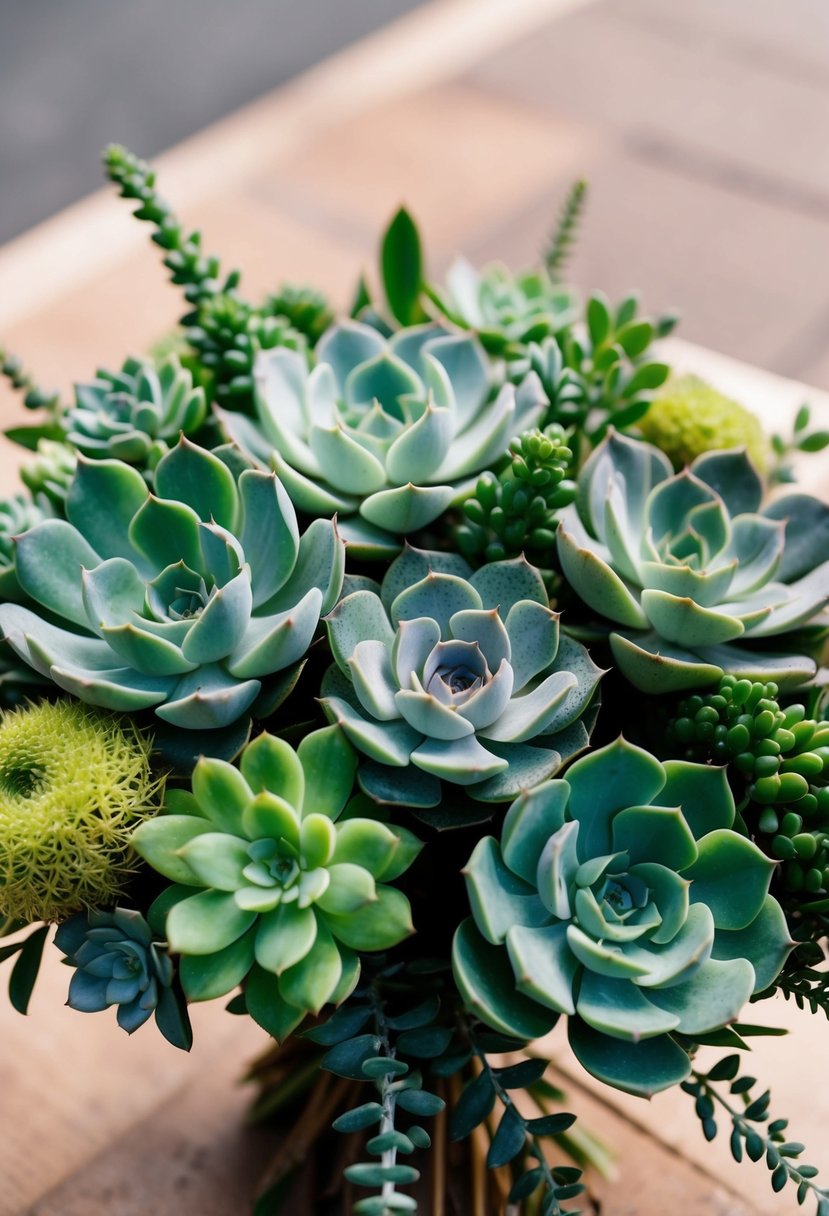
0;0;424;245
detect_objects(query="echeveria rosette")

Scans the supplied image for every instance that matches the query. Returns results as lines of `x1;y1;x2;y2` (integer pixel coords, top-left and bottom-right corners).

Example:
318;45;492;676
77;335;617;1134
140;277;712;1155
0;438;344;730
0;492;54;601
66;354;207;470
55;907;191;1050
218;319;547;553
435;258;579;357
557;430;829;693
320;545;603;806
132;728;420;1035
452;738;793;1097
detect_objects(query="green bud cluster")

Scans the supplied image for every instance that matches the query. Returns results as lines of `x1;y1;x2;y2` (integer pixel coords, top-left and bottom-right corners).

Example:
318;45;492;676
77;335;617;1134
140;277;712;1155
668;675;829;894
455;424;575;566
186;294;306;409
264;285;335;345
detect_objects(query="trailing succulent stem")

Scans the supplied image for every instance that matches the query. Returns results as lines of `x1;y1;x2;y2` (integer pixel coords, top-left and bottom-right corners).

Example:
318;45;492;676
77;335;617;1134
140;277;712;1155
103;144;239;317
684;1058;829;1215
0;346;59;414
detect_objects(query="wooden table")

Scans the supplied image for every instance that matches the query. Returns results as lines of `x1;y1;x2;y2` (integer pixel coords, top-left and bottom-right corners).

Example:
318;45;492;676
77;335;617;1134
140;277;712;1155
1;1;827;1211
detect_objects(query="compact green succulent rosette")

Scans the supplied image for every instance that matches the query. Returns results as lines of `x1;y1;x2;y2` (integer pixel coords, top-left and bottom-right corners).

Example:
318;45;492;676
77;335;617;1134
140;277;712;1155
435;258;579;356
0;492;54;601
453;738;793;1097
66;354;207;470
132;728;420;1031
557;430;829;693
0;438;344;729
320;545;602;806
217;319;548;553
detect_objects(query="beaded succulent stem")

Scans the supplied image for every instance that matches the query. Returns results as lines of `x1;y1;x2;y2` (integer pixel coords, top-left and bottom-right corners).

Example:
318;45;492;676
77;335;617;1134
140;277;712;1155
0;345;59;413
103;144;239;317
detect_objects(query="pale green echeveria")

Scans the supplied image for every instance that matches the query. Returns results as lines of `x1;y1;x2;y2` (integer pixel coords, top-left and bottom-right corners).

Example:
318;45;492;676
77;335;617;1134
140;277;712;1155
320;545;603;806
453;737;793;1097
217;320;547;555
132;728;420;1035
0;438;344;730
66;354;207;471
438;258;579;357
557;430;829;693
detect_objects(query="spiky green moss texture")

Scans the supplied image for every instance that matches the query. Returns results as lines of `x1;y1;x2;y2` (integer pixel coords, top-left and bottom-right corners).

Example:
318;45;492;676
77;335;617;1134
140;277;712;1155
640;374;768;470
0;701;161;924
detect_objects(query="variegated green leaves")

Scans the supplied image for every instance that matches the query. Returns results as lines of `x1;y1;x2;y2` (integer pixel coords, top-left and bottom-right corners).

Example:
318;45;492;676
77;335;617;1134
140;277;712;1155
0;439;344;729
557;430;829;693
132;728;420;1029
453;738;792;1096
320;546;602;805
218;320;547;553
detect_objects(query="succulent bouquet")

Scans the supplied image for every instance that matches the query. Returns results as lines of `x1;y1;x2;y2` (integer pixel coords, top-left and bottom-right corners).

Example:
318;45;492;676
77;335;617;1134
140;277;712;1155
2;153;829;1216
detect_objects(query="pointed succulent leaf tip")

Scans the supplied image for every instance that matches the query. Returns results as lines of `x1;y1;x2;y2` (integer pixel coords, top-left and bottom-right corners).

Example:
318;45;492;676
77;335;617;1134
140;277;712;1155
320;551;599;803
0;445;341;730
133;730;418;1017
455;736;791;1095
561;430;829;692
223;316;549;540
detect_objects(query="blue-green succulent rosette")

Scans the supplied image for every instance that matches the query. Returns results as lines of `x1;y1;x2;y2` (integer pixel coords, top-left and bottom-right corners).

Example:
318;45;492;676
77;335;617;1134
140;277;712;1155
216;319;548;554
65;354;207;469
56;907;192;1049
557;430;829;693
0;439;344;730
452;738;793;1097
319;545;603;806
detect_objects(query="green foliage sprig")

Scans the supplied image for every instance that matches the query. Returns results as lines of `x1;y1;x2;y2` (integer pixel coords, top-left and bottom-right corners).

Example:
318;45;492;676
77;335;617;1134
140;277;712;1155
307;963;448;1214
514;292;676;449
771;403;829;485
545;179;588;283
454;424;575;571
764;961;829;1020
684;1056;829;1215
453;1023;584;1216
0;923;49;1015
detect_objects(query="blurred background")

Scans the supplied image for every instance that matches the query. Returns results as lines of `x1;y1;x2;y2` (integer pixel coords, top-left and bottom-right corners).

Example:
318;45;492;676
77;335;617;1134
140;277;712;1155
1;0;828;387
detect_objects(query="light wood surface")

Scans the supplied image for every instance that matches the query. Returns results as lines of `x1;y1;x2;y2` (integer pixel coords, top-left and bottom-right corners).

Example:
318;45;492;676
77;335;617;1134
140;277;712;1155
1;0;827;1212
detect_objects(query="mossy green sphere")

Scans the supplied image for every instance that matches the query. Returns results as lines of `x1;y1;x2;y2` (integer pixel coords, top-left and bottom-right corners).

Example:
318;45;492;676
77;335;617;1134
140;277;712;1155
0;701;161;925
640;374;768;471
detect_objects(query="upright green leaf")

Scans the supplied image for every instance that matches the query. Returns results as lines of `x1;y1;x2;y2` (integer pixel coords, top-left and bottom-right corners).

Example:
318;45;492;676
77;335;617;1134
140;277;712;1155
381;208;424;326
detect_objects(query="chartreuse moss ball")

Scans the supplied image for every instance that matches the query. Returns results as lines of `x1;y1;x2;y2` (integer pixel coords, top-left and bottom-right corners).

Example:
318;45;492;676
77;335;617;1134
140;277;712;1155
640;374;768;470
0;700;161;925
